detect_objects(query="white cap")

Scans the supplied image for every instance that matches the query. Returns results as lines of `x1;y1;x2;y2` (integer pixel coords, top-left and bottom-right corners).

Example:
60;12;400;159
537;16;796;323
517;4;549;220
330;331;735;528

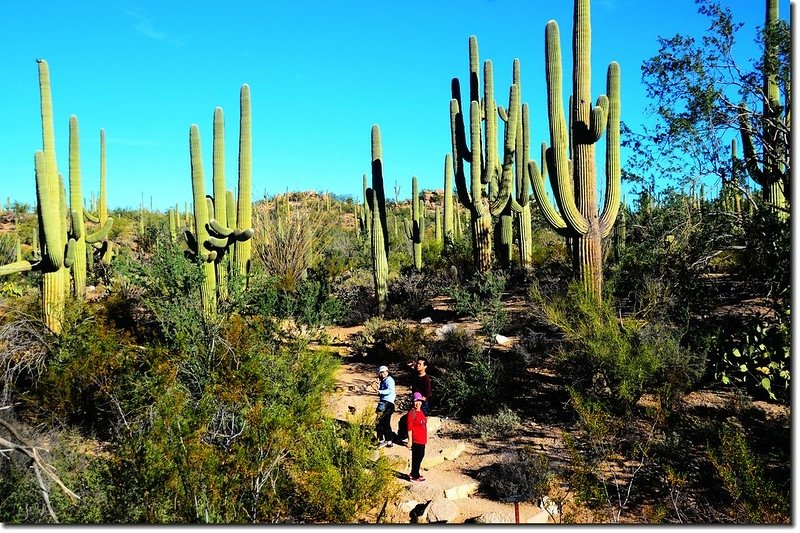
378;365;389;373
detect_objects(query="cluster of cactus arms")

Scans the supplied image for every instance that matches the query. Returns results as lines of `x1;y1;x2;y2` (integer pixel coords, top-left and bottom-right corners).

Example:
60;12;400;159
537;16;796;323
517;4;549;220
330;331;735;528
185;85;254;315
365;124;389;316
449;35;520;272
404;175;423;270
83;129;115;265
529;0;621;300
721;139;744;214
68;116;114;298
738;0;789;216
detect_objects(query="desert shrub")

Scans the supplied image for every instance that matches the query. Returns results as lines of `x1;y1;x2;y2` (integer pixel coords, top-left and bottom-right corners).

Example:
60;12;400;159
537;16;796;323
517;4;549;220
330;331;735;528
706;421;790;523
477;446;554;503
288;414;399;522
385;269;436;320
532;283;678;413
349;319;430;365
470;406;521;439
428;325;482;369
445;271;506;318
331;271;376;327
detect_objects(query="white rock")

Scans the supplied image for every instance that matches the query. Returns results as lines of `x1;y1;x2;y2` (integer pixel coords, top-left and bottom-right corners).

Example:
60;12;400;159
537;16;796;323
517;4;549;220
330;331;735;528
420;317;433;324
426;498;459;523
474;511;514;524
541;496;560;517
494;334;511;345
443;482;477;500
397;500;420;513
442;442;465;461
435;323;457;338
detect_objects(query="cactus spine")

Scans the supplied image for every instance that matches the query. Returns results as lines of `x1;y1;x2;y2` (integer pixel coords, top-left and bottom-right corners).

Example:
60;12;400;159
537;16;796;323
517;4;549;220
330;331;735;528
367;125;389;316
530;0;621;300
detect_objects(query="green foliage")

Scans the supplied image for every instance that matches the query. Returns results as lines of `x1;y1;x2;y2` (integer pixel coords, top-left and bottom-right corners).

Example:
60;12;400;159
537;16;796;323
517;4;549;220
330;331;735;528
533;282;699;413
444;270;508;335
470;406;520;439
349;318;431;365
477;446;554;503
385;269;436;320
715;311;790;403
288;414;399;522
706;421;790;523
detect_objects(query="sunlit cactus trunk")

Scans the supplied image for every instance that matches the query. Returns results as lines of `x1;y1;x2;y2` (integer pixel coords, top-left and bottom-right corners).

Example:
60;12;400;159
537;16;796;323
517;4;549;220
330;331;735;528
189;125;218;317
234;84;253;285
367;124;389;316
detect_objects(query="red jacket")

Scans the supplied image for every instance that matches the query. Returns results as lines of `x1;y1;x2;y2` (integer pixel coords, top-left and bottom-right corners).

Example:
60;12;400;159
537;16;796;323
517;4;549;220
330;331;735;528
406;408;427;445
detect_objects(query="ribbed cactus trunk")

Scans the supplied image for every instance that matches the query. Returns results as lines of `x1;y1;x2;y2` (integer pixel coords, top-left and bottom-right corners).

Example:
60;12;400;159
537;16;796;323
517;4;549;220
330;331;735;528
190;125;217;317
368;124;389;316
98;129;113;265
37;60;66;333
68;115;87;298
234;84;252;286
212;106;229;301
443;154;454;244
408;176;423;270
531;0;621;302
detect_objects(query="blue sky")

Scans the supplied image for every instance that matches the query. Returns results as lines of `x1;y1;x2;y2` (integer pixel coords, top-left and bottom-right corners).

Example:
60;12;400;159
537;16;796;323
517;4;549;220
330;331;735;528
1;0;779;211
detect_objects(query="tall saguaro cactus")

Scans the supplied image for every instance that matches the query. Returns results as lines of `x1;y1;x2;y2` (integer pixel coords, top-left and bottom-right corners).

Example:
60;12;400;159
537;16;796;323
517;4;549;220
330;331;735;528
738;0;789;215
449;35;519;272
404;175;423;270
233;84;253;285
366;125;389;316
187;124;218;317
530;0;621;300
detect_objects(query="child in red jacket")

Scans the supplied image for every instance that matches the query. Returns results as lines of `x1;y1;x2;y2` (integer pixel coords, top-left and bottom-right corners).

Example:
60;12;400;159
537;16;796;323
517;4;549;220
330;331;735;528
406;392;427;482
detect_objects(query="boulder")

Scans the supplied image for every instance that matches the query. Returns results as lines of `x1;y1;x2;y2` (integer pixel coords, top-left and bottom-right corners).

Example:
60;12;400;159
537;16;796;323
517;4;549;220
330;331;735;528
442;442;465;460
425;498;459;523
443;482;477;500
474;511;514;524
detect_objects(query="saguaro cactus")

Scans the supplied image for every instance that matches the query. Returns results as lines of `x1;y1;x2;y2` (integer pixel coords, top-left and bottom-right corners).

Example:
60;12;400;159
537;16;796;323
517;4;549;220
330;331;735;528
366;125;389;316
449;35;519;272
404;175;423;270
530;0;621;300
442;154;454;244
738;0;789;215
233;84;253;285
187;124;218;317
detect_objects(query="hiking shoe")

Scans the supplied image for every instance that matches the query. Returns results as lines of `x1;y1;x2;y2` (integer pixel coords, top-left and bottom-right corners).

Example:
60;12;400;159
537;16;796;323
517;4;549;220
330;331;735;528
377;441;387;448
385;441;393;448
413;476;425;482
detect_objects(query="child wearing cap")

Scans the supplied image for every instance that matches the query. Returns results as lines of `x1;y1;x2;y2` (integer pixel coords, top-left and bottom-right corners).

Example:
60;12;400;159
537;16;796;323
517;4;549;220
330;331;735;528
375;365;395;447
406;392;427;482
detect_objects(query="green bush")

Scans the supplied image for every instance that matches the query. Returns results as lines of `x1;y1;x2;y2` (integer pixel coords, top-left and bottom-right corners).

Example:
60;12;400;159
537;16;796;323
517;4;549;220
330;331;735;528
477;446;554;503
349;318;430;365
706;421;790;523
385;269;436;320
470;406;521;439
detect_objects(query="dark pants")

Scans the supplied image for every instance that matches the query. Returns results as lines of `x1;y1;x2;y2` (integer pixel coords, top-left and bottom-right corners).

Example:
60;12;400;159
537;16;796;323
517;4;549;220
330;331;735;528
376;402;395;442
410;443;426;478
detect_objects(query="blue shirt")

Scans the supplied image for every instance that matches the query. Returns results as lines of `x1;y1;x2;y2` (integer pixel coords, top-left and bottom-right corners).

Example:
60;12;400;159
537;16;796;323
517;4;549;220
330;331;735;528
379;375;396;404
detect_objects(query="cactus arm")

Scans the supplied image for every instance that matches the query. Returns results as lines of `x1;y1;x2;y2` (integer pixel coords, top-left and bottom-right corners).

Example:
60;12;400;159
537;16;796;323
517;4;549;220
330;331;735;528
469;100;485;217
589;95;609;143
737;103;766;186
234;84;253;282
544;20;589;235
206;234;229;249
0;261;35;276
208;218;235;237
83;208;99;223
85;217;113;244
450;98;474;210
63;238;77;268
599;62;621;238
483;60;499;189
489;83;519;216
443;153;454;239
529;158;573;238
36;62;64;271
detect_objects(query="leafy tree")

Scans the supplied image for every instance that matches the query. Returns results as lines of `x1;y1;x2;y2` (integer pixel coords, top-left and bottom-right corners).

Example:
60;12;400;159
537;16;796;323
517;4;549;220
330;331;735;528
626;0;790;211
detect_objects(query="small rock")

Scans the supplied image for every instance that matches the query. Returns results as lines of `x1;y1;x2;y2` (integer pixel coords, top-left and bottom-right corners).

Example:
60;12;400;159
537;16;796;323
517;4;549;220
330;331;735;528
434;323;457;338
420;317;433;324
540;496;560;517
427;416;441;433
526;506;552;524
397;500;420;513
442;442;465;461
443;482;477;500
426;498;459;523
494;334;510;345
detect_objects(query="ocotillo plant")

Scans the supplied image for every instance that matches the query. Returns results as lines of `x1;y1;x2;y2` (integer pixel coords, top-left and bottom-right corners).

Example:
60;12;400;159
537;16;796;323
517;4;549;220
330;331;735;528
186;124;218;317
366;124;389;316
449;35;519;272
738;0;789;215
404;175;423;270
530;0;621;301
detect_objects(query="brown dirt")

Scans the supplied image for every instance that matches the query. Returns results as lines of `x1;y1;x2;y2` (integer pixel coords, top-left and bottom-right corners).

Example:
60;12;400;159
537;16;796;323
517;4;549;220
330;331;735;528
315;293;790;524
